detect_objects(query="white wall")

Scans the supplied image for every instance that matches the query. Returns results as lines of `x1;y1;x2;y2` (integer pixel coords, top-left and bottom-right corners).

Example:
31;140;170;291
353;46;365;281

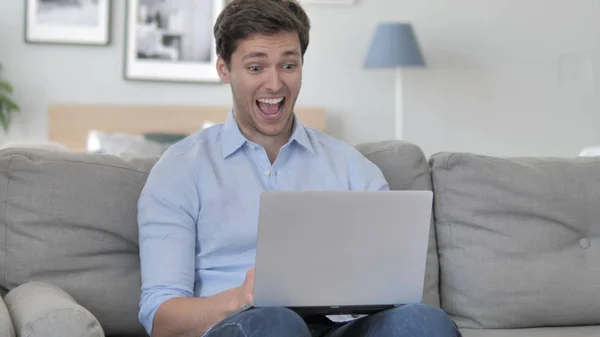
403;0;600;157
1;0;599;157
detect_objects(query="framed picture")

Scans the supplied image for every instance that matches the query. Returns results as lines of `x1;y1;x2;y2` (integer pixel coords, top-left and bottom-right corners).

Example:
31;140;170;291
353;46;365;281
124;0;224;83
25;0;111;45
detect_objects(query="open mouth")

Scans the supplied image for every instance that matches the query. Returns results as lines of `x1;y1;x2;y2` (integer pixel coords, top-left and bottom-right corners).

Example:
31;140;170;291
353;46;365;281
256;97;286;120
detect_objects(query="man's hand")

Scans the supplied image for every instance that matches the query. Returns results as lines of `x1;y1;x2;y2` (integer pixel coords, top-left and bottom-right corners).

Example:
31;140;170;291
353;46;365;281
151;267;256;337
236;267;254;309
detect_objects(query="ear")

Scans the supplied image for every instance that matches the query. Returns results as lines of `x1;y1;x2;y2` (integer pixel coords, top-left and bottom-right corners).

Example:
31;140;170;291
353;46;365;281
216;56;230;83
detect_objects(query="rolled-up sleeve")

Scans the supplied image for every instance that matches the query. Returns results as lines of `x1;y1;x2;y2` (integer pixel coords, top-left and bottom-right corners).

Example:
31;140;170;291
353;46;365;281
137;151;200;336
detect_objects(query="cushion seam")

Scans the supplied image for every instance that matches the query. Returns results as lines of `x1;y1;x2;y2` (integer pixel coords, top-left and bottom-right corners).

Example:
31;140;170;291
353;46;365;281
7;155;151;176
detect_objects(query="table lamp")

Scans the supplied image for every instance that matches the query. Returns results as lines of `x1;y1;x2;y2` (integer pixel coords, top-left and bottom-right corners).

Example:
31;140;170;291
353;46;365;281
364;22;425;139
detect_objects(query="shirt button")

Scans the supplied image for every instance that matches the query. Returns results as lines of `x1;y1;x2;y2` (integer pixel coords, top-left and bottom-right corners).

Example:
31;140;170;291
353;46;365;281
247;144;256;150
264;170;271;176
580;238;590;249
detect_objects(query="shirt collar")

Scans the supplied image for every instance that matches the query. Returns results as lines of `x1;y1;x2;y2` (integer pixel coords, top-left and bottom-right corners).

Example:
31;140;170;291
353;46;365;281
289;114;315;154
221;109;315;159
221;110;247;158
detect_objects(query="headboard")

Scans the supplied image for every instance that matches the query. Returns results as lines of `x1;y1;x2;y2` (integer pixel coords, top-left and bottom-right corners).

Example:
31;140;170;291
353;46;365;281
48;104;327;152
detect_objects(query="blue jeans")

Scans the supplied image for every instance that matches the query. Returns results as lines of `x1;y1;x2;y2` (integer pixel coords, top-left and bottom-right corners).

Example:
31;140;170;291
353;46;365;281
203;304;462;337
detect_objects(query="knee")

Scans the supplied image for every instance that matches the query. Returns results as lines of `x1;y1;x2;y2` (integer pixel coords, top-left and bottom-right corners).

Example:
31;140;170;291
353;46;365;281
255;307;306;325
241;307;310;336
380;304;459;336
400;303;452;321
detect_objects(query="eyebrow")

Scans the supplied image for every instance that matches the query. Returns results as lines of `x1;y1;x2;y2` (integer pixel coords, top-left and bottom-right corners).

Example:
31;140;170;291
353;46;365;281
242;50;301;61
281;50;301;58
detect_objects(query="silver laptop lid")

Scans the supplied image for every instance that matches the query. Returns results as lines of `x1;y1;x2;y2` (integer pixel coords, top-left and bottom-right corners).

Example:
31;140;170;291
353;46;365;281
253;190;433;310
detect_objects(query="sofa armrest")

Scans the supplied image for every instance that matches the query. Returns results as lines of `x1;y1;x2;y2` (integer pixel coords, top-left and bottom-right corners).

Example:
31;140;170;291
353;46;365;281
4;282;104;337
0;294;15;337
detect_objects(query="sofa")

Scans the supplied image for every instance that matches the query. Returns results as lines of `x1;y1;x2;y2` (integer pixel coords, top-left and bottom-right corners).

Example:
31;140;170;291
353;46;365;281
0;140;598;337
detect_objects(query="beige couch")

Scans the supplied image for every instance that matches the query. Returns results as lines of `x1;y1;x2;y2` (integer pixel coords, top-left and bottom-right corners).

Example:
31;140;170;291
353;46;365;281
0;140;598;337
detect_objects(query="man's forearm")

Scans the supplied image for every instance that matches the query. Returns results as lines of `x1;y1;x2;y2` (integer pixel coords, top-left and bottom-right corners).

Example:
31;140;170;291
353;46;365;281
151;287;241;337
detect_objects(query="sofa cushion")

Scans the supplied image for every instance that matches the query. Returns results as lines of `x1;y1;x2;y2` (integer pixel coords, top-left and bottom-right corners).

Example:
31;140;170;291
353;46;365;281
0;148;157;336
356;140;439;307
431;152;600;329
4;282;104;337
0;294;15;337
460;326;600;337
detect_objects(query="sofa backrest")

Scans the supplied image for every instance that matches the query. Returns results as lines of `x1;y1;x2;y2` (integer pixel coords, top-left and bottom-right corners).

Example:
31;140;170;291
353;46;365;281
356;141;440;308
10;141;599;333
430;152;600;329
0;148;157;336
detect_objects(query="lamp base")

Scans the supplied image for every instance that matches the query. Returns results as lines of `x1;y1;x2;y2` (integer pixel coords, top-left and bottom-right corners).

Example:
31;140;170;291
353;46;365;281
395;67;403;140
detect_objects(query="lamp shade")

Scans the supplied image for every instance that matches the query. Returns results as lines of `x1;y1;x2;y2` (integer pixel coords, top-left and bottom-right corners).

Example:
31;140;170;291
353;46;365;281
364;23;425;68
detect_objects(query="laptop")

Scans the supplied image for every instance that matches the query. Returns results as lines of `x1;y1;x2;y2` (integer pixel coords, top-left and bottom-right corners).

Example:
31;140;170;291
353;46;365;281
250;190;433;317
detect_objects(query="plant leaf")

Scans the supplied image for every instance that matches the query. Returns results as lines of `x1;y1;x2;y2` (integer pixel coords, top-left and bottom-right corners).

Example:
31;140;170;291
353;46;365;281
0;103;8;133
0;80;19;133
0;95;19;112
3;99;19;113
0;81;13;94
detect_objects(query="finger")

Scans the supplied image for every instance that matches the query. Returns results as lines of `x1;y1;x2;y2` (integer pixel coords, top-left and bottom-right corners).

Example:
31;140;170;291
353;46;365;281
243;268;255;290
246;267;255;281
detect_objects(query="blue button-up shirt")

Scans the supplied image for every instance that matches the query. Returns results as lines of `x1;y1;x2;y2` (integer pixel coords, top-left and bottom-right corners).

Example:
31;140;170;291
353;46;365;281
137;111;389;335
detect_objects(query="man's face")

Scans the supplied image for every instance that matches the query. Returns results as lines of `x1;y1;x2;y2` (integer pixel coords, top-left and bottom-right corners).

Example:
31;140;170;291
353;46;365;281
217;31;303;140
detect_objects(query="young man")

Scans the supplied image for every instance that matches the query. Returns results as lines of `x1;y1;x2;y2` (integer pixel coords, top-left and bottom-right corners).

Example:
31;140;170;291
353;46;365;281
137;0;462;336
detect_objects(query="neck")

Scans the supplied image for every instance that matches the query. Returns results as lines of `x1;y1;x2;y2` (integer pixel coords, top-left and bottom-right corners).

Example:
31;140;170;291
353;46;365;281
262;138;287;165
234;113;294;164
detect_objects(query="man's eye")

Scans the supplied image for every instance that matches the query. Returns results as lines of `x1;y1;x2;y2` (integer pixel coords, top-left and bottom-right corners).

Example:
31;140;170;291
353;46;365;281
283;64;296;70
249;66;262;72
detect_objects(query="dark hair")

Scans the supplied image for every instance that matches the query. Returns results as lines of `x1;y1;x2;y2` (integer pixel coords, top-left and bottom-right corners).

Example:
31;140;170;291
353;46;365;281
213;0;311;66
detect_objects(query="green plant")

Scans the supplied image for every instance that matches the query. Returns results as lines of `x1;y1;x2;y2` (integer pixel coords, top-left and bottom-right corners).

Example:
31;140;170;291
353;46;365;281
0;79;19;133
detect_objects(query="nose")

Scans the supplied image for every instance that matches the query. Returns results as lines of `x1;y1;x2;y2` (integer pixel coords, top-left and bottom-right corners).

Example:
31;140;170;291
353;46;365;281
265;67;283;93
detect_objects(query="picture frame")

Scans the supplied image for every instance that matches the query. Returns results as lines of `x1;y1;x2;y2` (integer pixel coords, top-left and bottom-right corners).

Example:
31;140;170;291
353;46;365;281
124;0;224;84
25;0;111;45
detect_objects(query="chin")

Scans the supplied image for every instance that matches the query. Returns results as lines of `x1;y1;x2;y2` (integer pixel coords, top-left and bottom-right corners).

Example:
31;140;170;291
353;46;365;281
252;96;294;135
254;116;293;137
